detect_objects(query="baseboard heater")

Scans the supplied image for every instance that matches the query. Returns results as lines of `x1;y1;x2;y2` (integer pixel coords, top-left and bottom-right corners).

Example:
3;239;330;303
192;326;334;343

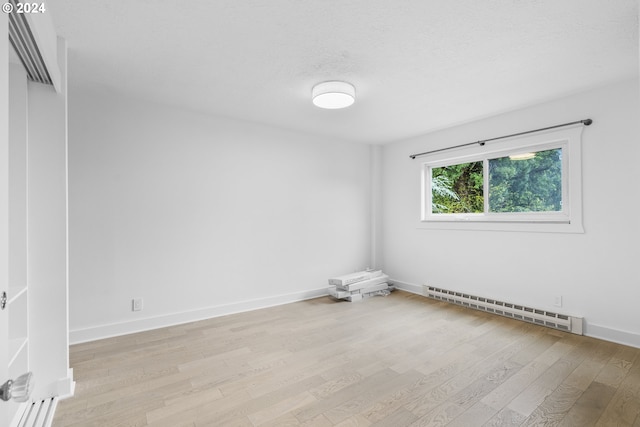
424;286;583;335
13;397;58;427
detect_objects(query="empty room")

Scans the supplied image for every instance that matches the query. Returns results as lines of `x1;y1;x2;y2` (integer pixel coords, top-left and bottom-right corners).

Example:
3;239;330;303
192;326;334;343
1;0;640;426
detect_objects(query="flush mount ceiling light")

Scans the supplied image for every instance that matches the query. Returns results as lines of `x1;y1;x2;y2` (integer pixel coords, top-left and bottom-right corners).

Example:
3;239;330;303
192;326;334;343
312;81;355;109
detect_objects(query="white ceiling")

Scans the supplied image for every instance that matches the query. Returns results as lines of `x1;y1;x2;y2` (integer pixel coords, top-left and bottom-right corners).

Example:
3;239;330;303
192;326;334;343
51;0;638;144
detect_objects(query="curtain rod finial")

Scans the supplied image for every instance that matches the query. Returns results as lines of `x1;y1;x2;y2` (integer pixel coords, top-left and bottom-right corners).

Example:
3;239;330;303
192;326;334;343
583;119;593;126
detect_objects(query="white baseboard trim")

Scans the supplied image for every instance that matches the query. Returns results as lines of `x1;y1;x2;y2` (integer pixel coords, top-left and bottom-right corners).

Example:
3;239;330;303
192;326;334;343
56;369;75;399
389;278;640;349
30;371;75;405
390;279;423;295
70;287;329;345
585;323;640;349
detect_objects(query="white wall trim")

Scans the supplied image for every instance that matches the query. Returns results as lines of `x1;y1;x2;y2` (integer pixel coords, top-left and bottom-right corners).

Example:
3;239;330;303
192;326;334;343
390;278;640;349
391;279;423;295
584;323;640;350
54;370;75;399
70;287;328;345
32;370;75;401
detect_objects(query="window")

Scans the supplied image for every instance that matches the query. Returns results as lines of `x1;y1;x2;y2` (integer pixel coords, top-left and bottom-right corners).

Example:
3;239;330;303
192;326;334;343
432;160;483;214
488;147;562;213
420;126;584;233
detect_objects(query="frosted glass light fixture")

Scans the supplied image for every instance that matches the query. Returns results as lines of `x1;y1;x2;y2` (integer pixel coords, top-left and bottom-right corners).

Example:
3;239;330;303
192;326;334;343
312;81;355;109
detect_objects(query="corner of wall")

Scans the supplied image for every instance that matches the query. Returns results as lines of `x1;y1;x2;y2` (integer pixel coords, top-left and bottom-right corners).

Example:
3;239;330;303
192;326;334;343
370;144;383;270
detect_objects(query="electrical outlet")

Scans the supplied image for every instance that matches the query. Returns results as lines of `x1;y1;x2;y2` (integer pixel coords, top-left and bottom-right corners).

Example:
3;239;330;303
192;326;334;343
554;295;562;307
132;298;143;312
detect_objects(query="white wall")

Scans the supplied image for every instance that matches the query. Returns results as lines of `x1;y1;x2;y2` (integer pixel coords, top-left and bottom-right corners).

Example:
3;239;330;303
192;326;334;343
68;87;372;343
382;78;640;347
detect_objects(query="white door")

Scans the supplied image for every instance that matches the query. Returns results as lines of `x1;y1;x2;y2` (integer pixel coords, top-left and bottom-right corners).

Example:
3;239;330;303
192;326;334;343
1;167;9;424
2;15;31;425
2;11;11;426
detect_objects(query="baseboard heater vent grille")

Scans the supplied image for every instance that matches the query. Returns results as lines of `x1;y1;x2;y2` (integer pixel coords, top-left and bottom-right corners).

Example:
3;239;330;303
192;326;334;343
424;286;583;335
14;397;58;427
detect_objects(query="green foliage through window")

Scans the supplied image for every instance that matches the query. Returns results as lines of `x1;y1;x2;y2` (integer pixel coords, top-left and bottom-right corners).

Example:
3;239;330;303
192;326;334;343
430;148;562;215
489;149;562;212
431;161;483;213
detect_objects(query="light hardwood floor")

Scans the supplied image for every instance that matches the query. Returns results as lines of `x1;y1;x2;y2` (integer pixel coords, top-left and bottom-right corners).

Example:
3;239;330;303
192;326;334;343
54;291;640;426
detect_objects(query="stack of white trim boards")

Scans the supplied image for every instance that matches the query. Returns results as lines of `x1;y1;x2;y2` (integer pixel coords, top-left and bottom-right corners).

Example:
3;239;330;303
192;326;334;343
327;269;394;302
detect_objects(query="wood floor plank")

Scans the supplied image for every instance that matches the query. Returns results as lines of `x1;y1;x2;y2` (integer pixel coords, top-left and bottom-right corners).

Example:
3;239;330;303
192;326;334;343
146;385;224;423
445;402;498;427
595;352;640;427
595;357;634;388
483;407;527;426
293;369;399;422
558;381;617;427
198;374;328;425
407;359;522;426
507;357;581;417
520;383;583;427
259;412;332;427
309;372;364;400
247;391;317;426
520;346;613;427
323;369;422;424
333;414;372;427
480;339;575;411
408;401;463;426
53;291;640;426
371;407;419;427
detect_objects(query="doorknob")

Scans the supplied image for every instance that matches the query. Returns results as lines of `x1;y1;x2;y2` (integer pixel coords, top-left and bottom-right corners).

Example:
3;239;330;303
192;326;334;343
0;372;34;403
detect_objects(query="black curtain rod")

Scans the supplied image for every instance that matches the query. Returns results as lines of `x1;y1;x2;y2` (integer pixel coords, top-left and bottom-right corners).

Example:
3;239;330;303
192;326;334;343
409;118;593;160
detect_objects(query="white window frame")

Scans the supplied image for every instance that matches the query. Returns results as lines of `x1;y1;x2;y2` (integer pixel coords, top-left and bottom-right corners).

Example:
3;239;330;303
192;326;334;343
419;126;584;233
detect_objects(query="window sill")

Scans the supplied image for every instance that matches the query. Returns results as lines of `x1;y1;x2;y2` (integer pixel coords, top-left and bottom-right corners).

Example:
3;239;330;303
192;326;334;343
417;219;584;234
